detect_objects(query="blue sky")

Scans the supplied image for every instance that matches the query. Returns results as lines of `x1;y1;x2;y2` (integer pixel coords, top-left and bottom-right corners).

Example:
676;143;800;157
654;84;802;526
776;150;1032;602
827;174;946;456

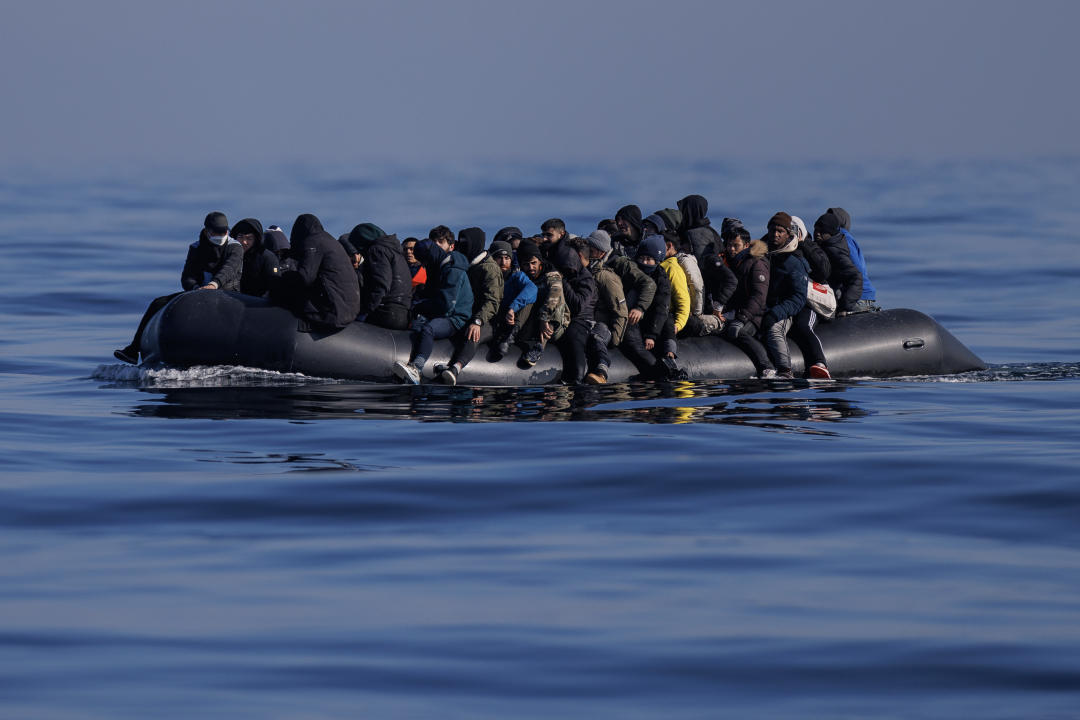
2;0;1076;170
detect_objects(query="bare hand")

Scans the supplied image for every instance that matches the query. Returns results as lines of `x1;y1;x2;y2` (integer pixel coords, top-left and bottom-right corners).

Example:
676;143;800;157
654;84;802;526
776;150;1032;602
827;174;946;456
628;308;643;325
644;338;655;351
541;321;554;343
199;282;219;290
466;324;481;343
505;308;515;325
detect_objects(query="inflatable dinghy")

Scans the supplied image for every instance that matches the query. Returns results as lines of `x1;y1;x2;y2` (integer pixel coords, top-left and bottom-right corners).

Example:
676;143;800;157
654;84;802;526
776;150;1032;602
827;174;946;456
141;291;985;384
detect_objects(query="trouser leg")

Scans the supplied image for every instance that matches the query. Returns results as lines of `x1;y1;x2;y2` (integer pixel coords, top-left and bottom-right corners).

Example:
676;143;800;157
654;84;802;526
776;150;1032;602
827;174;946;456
763;316;793;371
619;324;658;374
790;306;826;368
558;319;590;384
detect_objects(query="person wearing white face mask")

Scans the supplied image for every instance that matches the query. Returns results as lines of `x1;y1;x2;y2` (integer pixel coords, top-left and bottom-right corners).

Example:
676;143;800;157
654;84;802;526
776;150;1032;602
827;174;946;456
113;212;243;364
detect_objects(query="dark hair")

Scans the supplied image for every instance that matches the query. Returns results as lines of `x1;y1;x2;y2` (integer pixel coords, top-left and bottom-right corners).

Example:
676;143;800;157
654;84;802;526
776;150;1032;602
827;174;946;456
541;218;565;233
428;225;453;245
597;219;618;235
567;236;589;254
736;228;752;242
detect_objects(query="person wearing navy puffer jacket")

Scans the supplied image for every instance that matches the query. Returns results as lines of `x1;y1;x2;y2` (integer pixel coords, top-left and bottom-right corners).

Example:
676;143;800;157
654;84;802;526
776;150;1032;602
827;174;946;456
761;212;809;379
393;239;473;384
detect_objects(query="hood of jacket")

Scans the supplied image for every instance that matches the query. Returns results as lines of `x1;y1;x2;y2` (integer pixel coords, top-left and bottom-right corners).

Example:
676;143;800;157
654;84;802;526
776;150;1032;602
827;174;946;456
457;227;487;263
493;226;523;246
414;238;451;273
677;195;710;230
290;213;330;251
231;218;265;254
264;227;289;254
347;223;387;253
615;205;643;239
551;241;583;276
827;207;852;231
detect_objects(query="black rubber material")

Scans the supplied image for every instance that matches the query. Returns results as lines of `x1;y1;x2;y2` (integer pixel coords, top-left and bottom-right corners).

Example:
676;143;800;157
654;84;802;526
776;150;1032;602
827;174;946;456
141;291;987;384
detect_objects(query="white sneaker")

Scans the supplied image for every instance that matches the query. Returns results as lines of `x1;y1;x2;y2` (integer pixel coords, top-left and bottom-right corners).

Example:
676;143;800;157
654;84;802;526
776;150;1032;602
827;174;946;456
393;360;421;385
760;368;777;379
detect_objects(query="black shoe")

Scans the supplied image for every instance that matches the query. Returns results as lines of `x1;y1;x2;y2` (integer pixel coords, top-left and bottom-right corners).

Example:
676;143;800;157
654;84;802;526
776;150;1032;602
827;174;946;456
439;365;458;386
520;345;543;368
660;356;681;380
488;339;511;362
113;346;138;365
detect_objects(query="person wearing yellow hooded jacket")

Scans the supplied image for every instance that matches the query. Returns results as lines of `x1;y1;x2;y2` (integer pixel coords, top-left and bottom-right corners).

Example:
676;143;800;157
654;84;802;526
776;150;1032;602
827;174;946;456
659;231;691;335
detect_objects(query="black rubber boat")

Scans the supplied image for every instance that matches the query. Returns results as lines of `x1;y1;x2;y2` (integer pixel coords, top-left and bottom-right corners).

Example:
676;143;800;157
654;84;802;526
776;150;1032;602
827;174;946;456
140;290;986;384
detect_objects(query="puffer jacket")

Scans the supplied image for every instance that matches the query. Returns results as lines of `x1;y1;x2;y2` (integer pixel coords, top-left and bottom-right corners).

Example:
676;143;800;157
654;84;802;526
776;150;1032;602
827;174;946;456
727;240;770;330
818;231;863;313
467;253;504;326
764;242;809;325
660;256;690;333
414;241;474;330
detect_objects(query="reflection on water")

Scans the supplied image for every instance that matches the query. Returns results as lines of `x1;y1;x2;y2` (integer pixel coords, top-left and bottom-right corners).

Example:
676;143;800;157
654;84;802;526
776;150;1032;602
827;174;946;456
123;381;870;432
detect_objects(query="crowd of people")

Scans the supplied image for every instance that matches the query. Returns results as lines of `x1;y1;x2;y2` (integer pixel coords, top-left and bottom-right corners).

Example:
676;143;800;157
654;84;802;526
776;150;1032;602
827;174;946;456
114;196;879;383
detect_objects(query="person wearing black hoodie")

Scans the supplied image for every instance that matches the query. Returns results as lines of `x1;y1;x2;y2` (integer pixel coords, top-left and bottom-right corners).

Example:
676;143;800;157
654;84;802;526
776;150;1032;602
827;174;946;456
113;211;243;364
272;213;361;333
612;204;643;257
677;194;724;261
232;217;280;298
551;240;597;384
346;222;413;330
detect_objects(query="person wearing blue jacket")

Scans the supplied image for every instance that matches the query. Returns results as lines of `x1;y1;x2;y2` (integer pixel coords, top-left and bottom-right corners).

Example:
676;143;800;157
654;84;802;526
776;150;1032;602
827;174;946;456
761;212;809;379
393;239;473;384
815;211;878;315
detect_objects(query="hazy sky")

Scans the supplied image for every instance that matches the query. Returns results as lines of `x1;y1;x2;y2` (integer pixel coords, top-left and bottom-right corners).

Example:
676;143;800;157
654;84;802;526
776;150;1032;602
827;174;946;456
2;0;1077;170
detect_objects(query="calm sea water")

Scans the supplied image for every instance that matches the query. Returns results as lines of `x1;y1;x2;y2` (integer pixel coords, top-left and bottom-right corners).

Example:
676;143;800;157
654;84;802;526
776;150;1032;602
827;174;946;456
2;158;1079;719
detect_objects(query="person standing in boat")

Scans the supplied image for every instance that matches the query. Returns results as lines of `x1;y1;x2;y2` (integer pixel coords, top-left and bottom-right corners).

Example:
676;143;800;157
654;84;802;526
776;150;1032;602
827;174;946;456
113;211;243;364
760;212;809;380
270;213;360;333
789;216;832;379
814;212;879;315
345;223;412;330
393;238;473;384
434;227;500;385
720;227;775;378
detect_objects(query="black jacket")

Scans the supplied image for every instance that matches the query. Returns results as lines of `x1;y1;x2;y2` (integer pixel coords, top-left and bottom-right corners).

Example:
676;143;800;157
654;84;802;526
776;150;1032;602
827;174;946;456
552;243;597;323
348;228;412;317
765;250;809;325
817;232;863;313
727;240;770;329
234;218;281;297
181;231;244;291
274;214;361;331
700;252;737;312
639;263;672;341
793;237;831;285
677;194;723;261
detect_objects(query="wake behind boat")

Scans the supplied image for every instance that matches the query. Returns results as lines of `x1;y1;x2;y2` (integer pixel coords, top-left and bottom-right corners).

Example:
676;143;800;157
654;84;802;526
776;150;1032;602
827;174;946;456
140;290;985;385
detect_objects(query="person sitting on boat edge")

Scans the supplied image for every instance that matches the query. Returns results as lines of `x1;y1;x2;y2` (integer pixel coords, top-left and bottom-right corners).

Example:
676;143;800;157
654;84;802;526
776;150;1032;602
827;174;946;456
550;240;598;385
346;222;413;330
270;213;361;334
401;237;427;289
486;241;538;362
721;227;775;378
232;217;280;298
113;211;243;364
515;239;570;368
579;230;628;385
393;239;473;384
663;231;718;337
814;211;878;315
789;215;832;379
761;212;809;380
622;234;681;380
264;226;295;272
435;227;500;385
428;224;455;252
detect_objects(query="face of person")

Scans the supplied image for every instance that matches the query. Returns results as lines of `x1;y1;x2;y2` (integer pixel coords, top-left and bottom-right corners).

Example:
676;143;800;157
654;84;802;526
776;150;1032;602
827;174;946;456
637;255;657;267
541;227;564;245
769;224;791;250
725;236;747;260
403;241;416;263
588;246;605;260
234;231;256;252
523;255;543;279
495;254;512;273
434;237;452;252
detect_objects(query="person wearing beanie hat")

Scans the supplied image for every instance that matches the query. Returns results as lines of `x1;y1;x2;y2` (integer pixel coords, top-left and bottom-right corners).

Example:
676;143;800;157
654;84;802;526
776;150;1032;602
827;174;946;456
113;212;244;364
344;222;412;330
514;237;570;369
814;211;878;315
433;228;504;384
720;227;775;377
585;230;658;349
484;241;538;362
676;194;723;261
615;234;680;379
760;212;809;379
574;235;626;384
786;215;832;379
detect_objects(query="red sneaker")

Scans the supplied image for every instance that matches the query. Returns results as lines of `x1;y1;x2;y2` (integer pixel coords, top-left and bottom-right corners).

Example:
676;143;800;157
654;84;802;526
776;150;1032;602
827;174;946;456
809;363;832;380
